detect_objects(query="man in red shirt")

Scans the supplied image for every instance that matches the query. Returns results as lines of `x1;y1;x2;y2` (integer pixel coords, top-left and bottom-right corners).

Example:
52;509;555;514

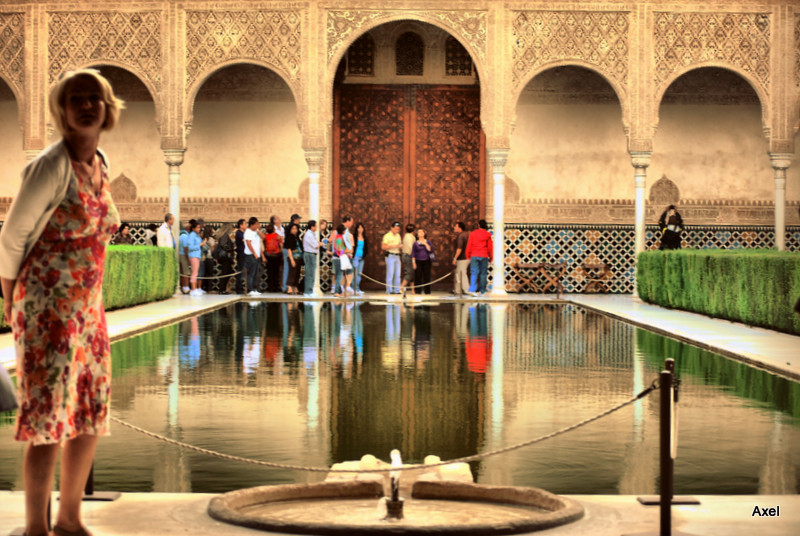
465;219;493;296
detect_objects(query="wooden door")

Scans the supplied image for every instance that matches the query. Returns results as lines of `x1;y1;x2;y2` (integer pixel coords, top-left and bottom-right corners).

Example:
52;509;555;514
333;84;484;290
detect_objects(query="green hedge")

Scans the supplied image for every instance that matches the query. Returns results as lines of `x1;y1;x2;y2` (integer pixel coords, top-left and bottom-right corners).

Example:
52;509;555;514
1;246;177;332
637;249;800;335
103;246;178;310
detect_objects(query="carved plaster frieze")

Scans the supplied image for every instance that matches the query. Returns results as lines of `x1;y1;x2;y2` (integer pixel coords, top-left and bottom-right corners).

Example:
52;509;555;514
512;10;630;89
0;12;24;93
654;11;770;95
502;198;798;226
326;9;486;65
185;9;302;87
795;14;800;87
47;9;162;90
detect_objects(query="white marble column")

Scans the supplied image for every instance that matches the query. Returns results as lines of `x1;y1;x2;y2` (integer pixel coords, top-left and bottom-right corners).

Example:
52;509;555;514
488;149;509;295
305;148;325;296
164;150;185;252
769;154;792;252
630;152;651;297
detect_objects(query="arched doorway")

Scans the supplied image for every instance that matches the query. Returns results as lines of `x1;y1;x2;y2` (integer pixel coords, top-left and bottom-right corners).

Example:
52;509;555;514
333;22;484;290
185;63;305;205
653;68;768;209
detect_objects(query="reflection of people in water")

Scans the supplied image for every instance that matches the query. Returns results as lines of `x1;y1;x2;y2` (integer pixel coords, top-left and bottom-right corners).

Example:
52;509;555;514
465;304;491;373
658;204;683;250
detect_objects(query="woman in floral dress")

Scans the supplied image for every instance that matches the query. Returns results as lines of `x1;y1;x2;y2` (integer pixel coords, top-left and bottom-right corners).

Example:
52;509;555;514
0;69;124;536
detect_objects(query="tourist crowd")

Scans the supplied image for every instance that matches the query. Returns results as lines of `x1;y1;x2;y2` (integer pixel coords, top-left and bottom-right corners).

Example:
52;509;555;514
140;213;497;297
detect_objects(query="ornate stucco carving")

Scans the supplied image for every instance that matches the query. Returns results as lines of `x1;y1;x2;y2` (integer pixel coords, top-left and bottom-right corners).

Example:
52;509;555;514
110;173;138;203
185;9;302;87
512;10;630;89
0;12;24;93
47;10;162;90
654;11;771;95
649;174;680;206
795;14;800;87
326;9;486;65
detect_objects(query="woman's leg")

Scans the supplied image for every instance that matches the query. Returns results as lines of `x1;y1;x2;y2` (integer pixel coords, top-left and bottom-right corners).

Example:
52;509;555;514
24;442;59;536
55;434;99;534
189;257;200;290
423;261;432;294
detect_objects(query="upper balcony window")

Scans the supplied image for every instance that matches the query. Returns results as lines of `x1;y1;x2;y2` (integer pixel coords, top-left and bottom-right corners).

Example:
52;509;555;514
396;32;424;76
347;34;375;77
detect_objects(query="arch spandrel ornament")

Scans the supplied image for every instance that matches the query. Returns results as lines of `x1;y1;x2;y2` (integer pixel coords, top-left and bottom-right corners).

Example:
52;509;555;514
0;11;25;95
185;9;302;88
653;12;771;99
326;9;487;75
511;10;631;91
47;10;163;91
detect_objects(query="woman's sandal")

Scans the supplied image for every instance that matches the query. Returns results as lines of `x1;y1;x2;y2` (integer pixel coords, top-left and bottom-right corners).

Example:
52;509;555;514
52;525;92;536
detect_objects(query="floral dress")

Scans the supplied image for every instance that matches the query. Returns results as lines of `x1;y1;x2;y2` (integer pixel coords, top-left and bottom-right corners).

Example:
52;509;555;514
12;158;120;445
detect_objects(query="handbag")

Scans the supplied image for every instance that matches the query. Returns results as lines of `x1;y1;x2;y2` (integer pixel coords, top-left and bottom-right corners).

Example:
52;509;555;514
339;254;353;271
0;365;17;413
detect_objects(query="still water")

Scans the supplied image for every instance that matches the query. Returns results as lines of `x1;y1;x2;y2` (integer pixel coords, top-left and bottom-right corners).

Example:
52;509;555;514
1;302;798;495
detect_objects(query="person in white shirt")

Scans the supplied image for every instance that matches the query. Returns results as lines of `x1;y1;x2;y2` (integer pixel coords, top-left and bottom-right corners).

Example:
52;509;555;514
302;220;319;296
244;217;264;295
156;213;175;249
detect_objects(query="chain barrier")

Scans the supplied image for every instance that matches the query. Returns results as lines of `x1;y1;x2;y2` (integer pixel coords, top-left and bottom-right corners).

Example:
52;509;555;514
110;378;659;474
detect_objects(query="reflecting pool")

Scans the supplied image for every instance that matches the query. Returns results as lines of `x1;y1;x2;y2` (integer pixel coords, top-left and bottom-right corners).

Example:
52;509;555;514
1;302;798;495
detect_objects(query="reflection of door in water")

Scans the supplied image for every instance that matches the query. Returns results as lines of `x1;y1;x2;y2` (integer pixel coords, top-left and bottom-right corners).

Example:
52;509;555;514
333;84;484;290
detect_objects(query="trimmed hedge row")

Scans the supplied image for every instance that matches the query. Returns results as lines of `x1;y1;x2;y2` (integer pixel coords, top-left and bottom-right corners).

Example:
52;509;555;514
1;246;177;332
637;249;800;335
102;246;178;310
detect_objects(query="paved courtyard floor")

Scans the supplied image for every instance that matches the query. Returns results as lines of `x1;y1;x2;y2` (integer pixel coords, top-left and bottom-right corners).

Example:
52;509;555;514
1;291;799;534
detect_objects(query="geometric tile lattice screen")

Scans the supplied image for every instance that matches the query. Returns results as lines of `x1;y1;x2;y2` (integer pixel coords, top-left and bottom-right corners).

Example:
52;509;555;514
500;224;800;293
50;222;800;294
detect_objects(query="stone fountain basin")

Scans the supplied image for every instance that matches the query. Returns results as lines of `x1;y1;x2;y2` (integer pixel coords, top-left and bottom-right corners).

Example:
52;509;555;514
207;479;584;535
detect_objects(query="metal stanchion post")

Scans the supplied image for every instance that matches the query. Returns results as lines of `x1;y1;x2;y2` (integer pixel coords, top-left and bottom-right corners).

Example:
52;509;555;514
659;368;672;535
81;463;121;502
625;359;700;536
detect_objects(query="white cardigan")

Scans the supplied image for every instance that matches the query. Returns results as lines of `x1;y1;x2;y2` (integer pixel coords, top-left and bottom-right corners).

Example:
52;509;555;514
0;140;109;280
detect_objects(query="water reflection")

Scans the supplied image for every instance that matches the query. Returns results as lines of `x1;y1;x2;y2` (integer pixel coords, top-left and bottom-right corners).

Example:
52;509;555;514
0;303;798;496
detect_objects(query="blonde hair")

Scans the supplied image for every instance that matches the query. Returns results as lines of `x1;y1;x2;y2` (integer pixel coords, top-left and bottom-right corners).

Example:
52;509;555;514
49;68;125;137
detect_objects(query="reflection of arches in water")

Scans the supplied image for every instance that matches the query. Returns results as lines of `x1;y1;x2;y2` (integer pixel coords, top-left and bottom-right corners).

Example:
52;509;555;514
329;302;485;465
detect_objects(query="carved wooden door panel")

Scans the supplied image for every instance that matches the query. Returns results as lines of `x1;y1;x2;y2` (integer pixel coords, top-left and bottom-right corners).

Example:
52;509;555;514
334;85;483;290
412;87;483;288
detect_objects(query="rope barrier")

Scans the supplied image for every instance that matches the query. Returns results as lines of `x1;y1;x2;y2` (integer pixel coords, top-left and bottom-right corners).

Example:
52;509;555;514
110;378;659;473
179;270;242;280
358;269;453;290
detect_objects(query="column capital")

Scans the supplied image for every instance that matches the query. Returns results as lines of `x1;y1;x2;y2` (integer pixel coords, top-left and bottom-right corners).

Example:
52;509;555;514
487;148;510;177
630;151;652;169
304;147;326;174
163;149;185;167
768;153;793;171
